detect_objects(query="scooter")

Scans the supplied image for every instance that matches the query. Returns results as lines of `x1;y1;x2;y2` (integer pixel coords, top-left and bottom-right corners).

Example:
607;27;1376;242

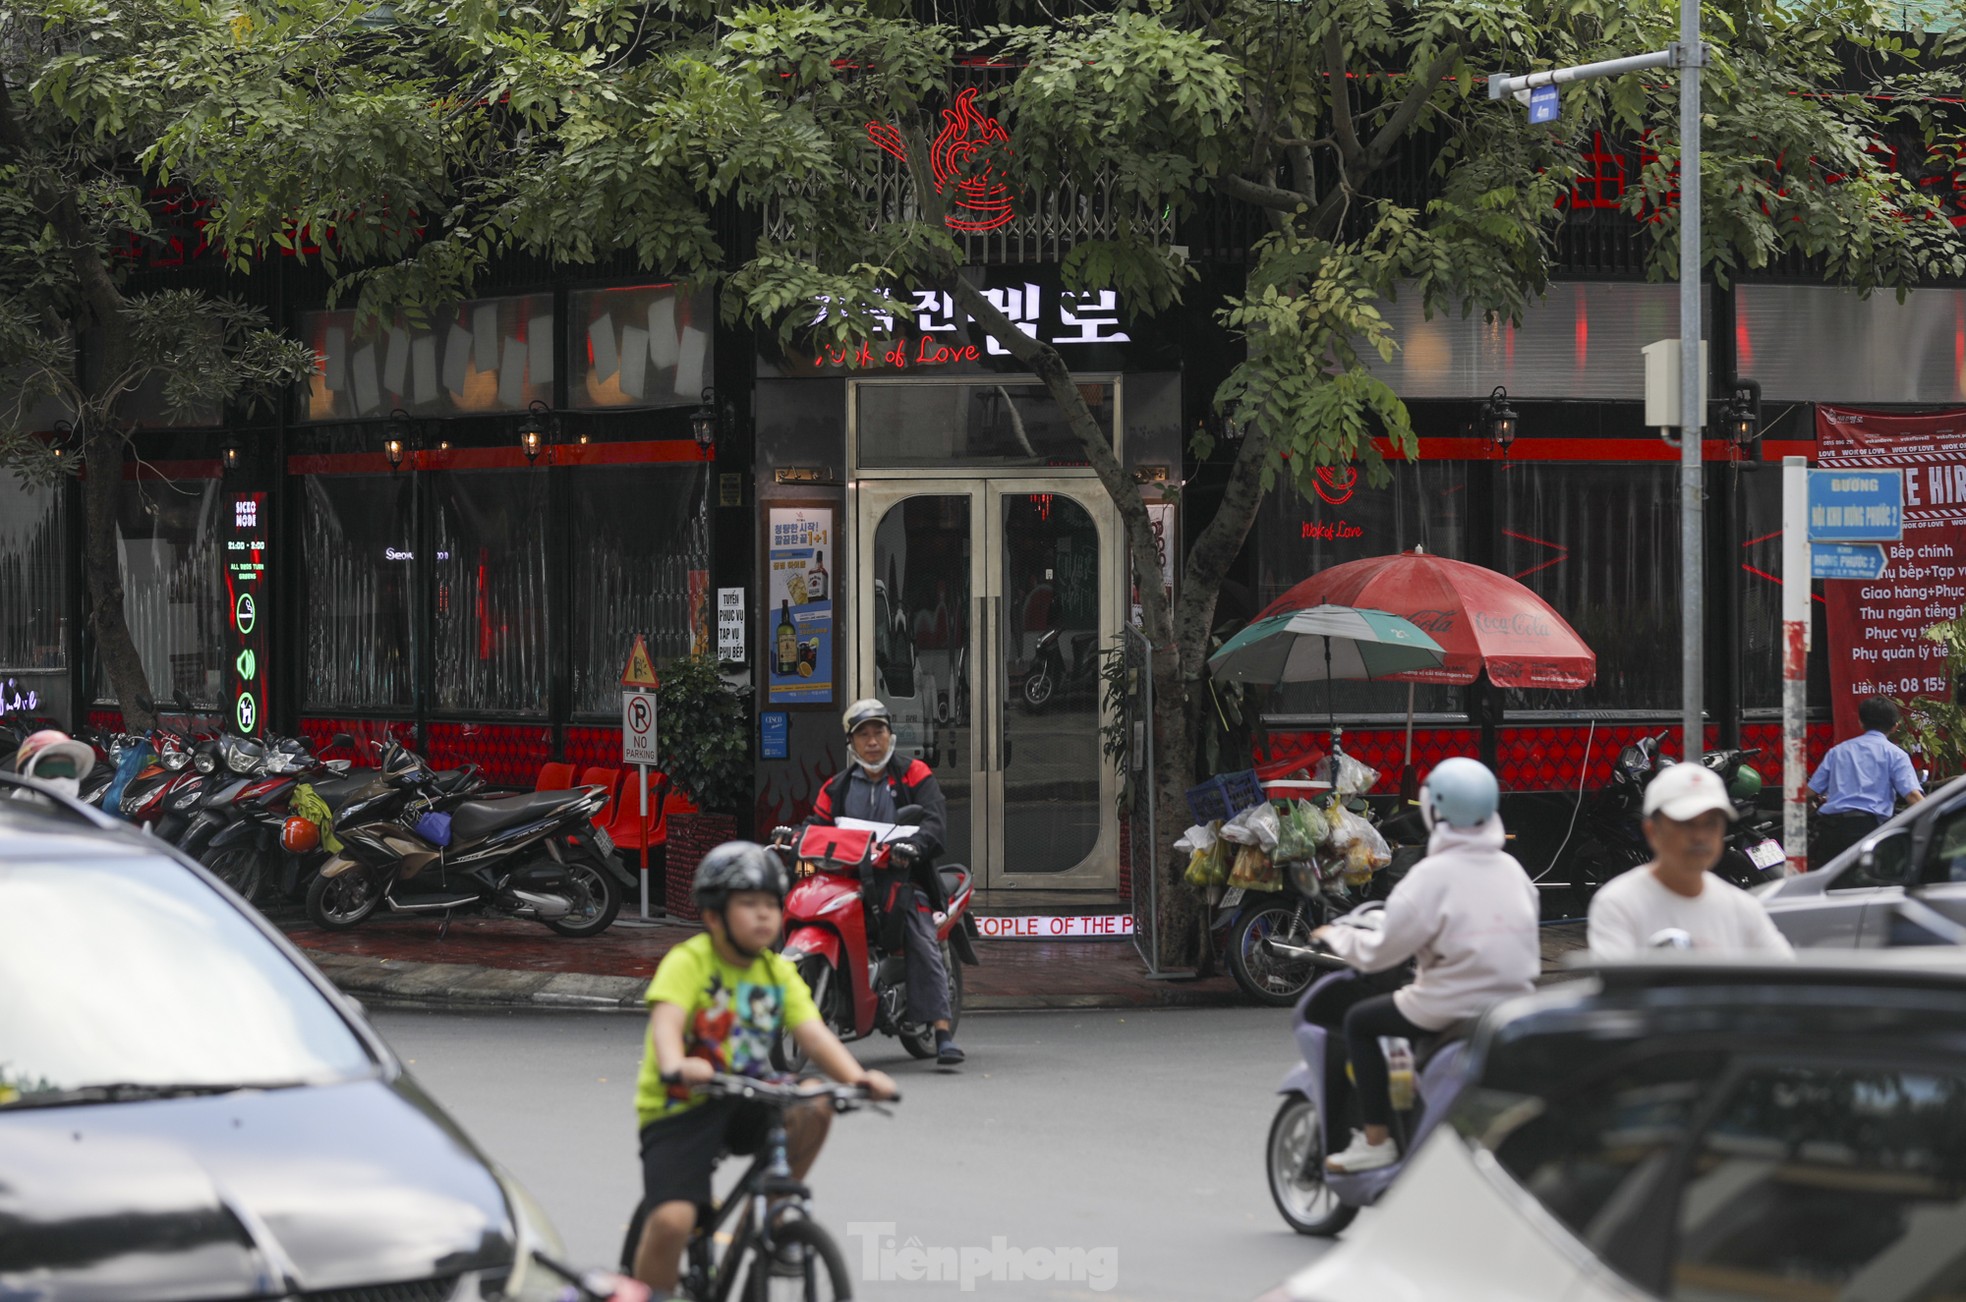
771;808;980;1065
1263;902;1476;1236
1700;747;1788;887
308;781;625;937
1020;627;1100;710
1563;730;1671;906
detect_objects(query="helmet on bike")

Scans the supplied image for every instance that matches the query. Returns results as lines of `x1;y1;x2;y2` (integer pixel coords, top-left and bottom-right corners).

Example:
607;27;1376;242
842;699;892;736
1728;764;1763;802
15;730;93;782
692;841;789;914
1418;757;1499;831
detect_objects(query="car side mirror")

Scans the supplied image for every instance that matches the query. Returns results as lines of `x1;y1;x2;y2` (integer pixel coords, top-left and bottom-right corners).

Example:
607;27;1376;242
1858;830;1916;887
895;803;925;827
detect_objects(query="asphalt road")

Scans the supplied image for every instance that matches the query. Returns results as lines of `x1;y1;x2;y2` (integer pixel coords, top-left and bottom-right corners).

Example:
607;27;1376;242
372;1006;1335;1301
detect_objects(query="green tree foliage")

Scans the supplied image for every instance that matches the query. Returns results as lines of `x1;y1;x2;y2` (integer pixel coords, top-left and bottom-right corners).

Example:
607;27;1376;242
1900;612;1966;781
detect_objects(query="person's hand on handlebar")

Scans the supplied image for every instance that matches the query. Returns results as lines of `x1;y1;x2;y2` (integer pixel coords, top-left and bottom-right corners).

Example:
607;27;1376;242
659;1058;717;1087
770;824;797;847
855;1068;900;1101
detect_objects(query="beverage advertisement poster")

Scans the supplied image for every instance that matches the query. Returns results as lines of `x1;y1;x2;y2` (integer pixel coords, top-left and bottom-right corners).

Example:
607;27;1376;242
767;506;834;703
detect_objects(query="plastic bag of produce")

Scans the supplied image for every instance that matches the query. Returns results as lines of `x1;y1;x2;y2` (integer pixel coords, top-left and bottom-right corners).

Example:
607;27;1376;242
1274;800;1329;864
1227;842;1282;891
1219;800;1281;851
1184;826;1229;889
1320;752;1381;797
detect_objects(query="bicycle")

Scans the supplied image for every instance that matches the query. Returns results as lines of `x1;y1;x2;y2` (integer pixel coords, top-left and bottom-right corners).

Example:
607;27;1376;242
622;1073;898;1302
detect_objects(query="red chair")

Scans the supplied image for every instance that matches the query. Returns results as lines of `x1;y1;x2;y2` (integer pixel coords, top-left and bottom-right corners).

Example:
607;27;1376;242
535;761;577;792
604;768;672;868
578;766;624;824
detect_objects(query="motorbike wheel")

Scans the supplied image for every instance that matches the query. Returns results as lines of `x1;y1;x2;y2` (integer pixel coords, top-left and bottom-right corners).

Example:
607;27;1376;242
1228;903;1319;1007
307;867;381;930
543;854;623;937
772;958;837;1074
204;845;267;905
899;939;963;1060
1021;661;1055;711
1267;1093;1358;1237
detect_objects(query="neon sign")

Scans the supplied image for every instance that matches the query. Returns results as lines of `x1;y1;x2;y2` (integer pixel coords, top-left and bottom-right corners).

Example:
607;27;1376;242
225;490;268;737
0;678;40;717
807;284;1129;371
868;88;1016;233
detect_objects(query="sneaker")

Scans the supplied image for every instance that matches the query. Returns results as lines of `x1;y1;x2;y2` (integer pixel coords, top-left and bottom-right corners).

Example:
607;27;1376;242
935;1032;966;1066
1325;1130;1397;1173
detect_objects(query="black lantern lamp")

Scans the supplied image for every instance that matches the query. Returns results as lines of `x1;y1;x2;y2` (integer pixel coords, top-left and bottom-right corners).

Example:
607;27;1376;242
50;419;71;461
518;400;554;464
690;388;719;451
383;408;416;472
1724;379;1762;455
1483;386;1518;457
221;444;242;473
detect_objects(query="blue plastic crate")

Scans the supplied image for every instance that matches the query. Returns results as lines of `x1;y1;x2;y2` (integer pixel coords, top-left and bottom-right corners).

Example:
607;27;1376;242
1184;769;1266;824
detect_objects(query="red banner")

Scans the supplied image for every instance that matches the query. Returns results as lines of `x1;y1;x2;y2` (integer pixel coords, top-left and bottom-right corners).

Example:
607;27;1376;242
1819;406;1966;740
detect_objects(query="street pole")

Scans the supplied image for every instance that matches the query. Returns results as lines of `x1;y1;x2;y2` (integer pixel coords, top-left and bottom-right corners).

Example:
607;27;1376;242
1676;0;1705;765
1781;457;1810;874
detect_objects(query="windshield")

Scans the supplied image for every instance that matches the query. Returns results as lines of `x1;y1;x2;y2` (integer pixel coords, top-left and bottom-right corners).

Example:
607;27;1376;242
0;850;375;1107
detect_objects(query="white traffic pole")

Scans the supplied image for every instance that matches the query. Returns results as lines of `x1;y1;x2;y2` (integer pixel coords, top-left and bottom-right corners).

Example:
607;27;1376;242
1782;456;1810;873
638;758;651;919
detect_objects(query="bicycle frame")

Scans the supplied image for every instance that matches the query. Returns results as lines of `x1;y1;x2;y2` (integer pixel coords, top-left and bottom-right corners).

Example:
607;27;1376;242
684;1108;814;1302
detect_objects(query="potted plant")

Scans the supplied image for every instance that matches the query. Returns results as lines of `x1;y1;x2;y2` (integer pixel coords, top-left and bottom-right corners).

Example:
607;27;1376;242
657;655;753;918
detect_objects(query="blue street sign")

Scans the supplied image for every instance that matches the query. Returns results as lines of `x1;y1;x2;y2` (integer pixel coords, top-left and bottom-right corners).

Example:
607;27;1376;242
760;711;789;760
1811;542;1889;581
1528;85;1560;125
1807;468;1903;542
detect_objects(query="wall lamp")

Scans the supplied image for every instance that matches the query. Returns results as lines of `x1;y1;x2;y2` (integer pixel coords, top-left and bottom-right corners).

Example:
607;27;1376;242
1483;386;1519;457
1724;379;1763;455
690;388;720;452
50;420;71;461
221;445;242;474
383;408;417;472
518;400;554;465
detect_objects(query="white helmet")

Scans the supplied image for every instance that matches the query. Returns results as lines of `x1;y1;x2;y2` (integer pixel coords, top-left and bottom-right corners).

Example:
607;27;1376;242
842;699;892;736
1419;757;1499;831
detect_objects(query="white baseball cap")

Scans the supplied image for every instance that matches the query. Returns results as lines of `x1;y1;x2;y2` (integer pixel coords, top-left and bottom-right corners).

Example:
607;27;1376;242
1643;762;1737;822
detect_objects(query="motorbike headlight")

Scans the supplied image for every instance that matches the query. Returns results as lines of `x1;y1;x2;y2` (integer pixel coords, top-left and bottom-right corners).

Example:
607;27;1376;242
163;751;190;770
194;752;217;774
1287;860;1321;896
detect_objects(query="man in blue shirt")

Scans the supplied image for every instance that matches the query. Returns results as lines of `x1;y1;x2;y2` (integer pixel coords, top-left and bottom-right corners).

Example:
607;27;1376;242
1808;696;1924;868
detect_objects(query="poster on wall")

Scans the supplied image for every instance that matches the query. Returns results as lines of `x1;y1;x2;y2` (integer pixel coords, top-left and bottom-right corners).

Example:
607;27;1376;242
767;507;834;704
1819;406;1966;740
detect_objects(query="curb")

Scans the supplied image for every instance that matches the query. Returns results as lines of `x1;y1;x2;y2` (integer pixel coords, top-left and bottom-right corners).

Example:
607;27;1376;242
301;950;1250;1014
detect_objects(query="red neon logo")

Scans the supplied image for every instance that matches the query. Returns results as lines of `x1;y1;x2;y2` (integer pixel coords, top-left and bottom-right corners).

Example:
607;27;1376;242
1311;466;1359;505
868;88;1016;233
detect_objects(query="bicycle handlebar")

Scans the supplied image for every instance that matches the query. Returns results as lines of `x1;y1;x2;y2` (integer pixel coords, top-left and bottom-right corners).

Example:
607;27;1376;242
662;1072;901;1109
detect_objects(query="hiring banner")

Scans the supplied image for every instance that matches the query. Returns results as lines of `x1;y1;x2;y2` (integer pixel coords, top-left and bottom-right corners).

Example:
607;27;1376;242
1818;406;1966;740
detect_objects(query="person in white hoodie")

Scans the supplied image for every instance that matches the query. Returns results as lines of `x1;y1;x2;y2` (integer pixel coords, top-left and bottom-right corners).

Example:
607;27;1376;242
1311;757;1541;1174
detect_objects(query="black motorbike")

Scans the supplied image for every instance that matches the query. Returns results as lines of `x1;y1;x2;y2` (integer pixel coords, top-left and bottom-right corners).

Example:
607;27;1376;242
306;781;626;937
1021;627;1100;710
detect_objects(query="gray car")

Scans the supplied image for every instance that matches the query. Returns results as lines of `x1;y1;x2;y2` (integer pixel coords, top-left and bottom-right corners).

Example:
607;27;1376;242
1760;773;1966;948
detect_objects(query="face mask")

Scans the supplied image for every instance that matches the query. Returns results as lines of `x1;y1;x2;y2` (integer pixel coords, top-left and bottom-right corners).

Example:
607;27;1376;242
856;739;896;774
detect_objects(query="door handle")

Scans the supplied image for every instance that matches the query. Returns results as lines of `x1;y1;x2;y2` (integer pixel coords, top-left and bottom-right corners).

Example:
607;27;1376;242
991;595;1004;772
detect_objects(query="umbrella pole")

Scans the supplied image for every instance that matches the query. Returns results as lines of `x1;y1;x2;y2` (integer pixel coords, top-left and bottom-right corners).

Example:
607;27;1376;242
1404;682;1415;768
1325;636;1339;756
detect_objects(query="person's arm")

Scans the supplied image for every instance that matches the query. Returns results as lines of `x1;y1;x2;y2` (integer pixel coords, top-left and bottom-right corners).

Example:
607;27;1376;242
1807;757;1831;799
1893;748;1925;803
1312;874;1437;974
1586;890;1642;961
903;765;947;860
650;1003;715;1086
789;1019;898;1099
1747;903;1796;957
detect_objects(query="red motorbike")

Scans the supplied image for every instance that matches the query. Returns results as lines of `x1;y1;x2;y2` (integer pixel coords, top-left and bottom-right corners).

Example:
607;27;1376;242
770;810;979;1066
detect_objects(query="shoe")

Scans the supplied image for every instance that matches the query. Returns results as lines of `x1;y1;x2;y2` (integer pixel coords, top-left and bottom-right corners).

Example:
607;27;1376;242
1325;1130;1397;1173
935;1033;966;1066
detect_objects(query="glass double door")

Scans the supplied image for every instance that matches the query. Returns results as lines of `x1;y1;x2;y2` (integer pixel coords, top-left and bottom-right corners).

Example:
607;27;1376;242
858;480;1118;890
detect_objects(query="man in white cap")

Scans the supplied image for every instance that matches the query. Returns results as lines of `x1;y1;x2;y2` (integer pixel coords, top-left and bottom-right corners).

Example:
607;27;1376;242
1587;762;1793;959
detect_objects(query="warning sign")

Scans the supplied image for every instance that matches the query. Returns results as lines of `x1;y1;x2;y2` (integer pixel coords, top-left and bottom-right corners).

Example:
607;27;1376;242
620;633;661;689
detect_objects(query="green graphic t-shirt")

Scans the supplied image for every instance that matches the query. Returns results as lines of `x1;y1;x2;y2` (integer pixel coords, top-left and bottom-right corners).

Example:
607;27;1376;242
634;934;819;1127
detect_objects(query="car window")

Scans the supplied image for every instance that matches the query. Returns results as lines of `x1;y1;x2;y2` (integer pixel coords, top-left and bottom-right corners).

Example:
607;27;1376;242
1668;1064;1966;1300
1924;809;1966;885
0;851;375;1106
1833;826;1914;890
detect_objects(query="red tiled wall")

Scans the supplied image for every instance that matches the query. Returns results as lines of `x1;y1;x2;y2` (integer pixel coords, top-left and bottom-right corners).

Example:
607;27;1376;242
424;722;552;788
298;717;416;766
85;708;123;735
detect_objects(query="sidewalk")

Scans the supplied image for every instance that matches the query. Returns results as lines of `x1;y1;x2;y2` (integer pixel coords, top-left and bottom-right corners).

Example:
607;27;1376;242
278;911;1590;1013
277;911;1247;1013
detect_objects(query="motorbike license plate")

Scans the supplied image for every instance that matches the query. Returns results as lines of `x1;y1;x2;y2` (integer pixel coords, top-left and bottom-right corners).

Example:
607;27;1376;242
592;826;616;856
1220;886;1245;908
1747;839;1786;870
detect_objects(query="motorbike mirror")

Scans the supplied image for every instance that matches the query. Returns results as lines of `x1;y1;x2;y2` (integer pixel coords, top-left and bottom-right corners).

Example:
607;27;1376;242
894;804;925;827
135;692;157;714
331;732;354;751
173;689;192;711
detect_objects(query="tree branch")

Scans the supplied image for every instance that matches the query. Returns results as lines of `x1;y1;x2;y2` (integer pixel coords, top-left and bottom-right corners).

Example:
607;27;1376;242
1211;172;1310;215
1176;424;1270;676
1364;43;1461;171
1323;29;1364;169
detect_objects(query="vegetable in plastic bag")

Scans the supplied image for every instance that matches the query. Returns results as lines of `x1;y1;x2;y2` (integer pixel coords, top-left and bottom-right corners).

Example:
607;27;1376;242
1184;825;1229;889
1174;822;1218;855
1219;801;1281;851
1318;752;1381;797
1227;842;1282;892
1274;800;1329;864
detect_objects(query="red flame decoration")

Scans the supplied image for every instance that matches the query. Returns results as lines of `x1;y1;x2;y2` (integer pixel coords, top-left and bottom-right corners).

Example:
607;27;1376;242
867;88;1016;233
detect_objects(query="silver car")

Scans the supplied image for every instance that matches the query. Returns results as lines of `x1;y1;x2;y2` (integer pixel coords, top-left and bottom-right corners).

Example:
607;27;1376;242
1761;773;1966;948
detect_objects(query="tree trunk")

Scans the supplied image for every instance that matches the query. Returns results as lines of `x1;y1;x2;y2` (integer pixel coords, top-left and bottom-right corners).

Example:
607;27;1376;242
80;424;154;733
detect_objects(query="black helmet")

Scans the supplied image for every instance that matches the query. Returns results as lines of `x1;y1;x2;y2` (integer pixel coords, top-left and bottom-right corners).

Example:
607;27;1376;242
692;842;788;914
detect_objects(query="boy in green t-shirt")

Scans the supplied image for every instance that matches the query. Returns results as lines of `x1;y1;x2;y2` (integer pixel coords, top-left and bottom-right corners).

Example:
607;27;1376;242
629;842;897;1296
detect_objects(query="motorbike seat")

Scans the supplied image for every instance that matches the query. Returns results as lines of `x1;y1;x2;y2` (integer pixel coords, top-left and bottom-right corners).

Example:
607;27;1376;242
938;864;971;903
1412;1018;1478;1072
449;787;594;844
430;768;475;794
1068;631;1099;658
309;772;376;805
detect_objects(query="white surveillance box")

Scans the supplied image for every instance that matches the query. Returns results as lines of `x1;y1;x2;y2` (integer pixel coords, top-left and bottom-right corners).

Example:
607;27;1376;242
1643;339;1708;428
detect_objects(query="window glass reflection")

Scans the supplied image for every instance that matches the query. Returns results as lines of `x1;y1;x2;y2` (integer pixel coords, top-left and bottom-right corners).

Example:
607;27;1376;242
430;472;549;715
858;383;1113;468
301;475;415;710
96;477;224;707
570;466;710;715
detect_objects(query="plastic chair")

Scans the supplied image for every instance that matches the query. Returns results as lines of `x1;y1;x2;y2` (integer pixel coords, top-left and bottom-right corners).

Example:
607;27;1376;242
605;768;672;864
578;766;624;826
535;761;576;792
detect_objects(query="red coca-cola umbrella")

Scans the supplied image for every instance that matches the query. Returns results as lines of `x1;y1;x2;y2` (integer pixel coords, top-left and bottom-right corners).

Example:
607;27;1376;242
1258;548;1597;775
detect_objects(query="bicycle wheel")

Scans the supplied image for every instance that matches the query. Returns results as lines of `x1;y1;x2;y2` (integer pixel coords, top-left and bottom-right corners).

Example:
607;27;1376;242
736;1217;853;1301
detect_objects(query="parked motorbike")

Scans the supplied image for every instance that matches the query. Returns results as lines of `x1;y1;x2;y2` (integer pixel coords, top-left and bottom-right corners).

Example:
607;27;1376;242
307;781;625;936
769;808;981;1065
275;740;481;903
1263;901;1477;1236
184;733;354;902
1700;747;1788;888
1563;730;1671;906
1020;627;1100;711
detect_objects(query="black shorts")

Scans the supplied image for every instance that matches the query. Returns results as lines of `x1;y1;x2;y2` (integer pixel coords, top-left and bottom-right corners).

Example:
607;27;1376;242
638;1097;773;1209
